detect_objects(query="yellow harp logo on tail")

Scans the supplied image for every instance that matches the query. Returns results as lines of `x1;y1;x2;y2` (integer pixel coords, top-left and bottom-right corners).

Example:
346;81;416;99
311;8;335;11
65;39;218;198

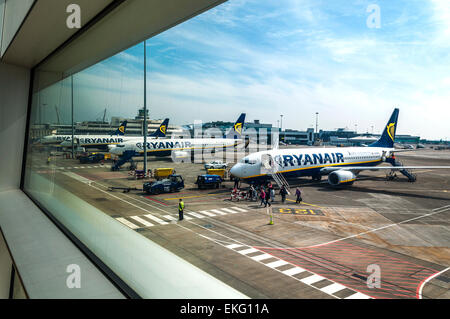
234;123;242;136
386;123;395;141
119;126;125;134
160;125;167;135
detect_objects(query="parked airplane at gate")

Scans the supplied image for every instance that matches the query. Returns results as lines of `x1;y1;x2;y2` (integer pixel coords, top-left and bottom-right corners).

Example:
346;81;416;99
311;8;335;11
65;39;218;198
58;118;170;150
40;120;129;146
230;109;450;186
109;113;246;159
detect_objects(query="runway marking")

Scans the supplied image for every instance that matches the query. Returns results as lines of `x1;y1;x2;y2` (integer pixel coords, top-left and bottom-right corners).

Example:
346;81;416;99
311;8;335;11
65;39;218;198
282;266;307;276
143;214;169;225
238;248;259;255
226;244;243;249
301;274;326;285
286;199;324;208
163;194;218;200
302;204;450;248
251;253;274;262
163;214;193;221
209;209;228;215
230;206;248;212
221;208;241;214
130;216;154;227
320;282;347;295
62;172;92;184
266;260;289;269
116;217;139;229
186;212;206;219
198;210;217;217
224;244;371;299
417;267;450;299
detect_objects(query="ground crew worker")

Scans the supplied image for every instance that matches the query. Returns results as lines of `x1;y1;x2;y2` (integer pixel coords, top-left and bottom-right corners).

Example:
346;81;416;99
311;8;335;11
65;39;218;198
280;185;288;203
178;199;185;221
295;187;302;204
47;156;51;165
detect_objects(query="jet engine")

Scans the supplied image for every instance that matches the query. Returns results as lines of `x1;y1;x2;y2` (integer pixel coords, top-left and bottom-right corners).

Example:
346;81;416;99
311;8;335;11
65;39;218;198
171;150;190;163
327;170;356;186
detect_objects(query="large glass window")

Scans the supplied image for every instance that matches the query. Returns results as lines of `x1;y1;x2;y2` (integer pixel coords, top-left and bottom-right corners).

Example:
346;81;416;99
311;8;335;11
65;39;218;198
21;0;450;300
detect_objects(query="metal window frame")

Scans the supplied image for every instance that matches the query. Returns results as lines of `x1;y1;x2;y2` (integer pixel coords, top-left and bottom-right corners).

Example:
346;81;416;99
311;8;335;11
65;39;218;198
18;0;140;299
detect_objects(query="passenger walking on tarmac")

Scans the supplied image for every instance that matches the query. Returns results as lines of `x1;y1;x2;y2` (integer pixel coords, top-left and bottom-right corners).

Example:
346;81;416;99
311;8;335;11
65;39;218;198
178;199;185;221
251;185;257;201
234;177;240;189
264;188;272;207
295;187;302;204
280;185;288;204
268;182;275;202
259;188;266;206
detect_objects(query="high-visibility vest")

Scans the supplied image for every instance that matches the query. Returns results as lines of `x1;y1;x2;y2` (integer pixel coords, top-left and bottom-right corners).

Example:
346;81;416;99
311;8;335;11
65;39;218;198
179;202;184;211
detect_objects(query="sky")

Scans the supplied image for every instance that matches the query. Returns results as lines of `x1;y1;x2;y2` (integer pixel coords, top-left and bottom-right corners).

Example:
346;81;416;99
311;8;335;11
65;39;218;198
38;0;450;140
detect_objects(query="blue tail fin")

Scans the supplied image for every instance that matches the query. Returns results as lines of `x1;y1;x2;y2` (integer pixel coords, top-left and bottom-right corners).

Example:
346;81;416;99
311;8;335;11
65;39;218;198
369;108;399;148
225;113;246;139
111;120;127;136
149;118;169;137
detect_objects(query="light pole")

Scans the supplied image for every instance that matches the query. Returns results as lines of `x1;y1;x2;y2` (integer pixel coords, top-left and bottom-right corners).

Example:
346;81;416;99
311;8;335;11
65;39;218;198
143;40;148;176
280;115;283;132
315;112;319;140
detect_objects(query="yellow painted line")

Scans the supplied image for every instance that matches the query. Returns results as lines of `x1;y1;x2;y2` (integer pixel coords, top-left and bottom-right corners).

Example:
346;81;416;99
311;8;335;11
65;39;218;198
286;199;324;209
163;193;219;200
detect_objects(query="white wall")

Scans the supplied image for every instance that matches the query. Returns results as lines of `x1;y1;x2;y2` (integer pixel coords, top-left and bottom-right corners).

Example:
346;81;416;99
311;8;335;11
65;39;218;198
0;61;30;191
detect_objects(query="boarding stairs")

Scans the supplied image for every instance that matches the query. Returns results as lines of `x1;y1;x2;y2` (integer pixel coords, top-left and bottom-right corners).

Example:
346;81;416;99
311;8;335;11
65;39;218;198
261;154;291;195
387;158;417;182
111;151;135;171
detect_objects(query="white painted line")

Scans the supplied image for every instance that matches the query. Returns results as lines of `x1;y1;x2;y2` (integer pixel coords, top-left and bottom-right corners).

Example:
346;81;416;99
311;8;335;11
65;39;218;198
250;253;274;261
62;172;92;184
229;206;248;212
265;260;289;269
304;204;450;249
301;274;326;285
418;267;450;299
198;210;217;217
282;266;307;276
130;216;154;227
143;214;169;225
116;218;139;229
186;212;205;219
226;244;243;249
345;292;372;299
210;209;228;215
163;214;193;221
320;282;347;295
238;248;259;255
220;208;240;214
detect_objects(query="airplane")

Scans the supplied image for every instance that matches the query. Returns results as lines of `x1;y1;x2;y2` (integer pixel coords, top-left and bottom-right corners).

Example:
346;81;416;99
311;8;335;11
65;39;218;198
40;120;128;146
59;118;170;150
230;108;450;187
109;113;246;160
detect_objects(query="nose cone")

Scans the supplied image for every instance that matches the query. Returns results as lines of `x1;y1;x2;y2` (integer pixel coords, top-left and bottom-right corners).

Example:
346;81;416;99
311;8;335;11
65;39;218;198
230;164;243;178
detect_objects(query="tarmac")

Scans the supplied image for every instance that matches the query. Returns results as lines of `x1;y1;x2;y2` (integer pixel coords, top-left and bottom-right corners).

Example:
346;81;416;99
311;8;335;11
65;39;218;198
28;147;450;299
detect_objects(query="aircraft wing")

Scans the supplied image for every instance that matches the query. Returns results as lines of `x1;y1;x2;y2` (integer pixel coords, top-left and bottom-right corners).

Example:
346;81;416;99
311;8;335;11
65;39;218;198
392;149;419;152
320;166;450;174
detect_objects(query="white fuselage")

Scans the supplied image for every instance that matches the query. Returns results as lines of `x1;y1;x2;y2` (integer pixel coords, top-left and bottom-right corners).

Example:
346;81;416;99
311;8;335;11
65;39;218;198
230;146;391;180
109;137;243;156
